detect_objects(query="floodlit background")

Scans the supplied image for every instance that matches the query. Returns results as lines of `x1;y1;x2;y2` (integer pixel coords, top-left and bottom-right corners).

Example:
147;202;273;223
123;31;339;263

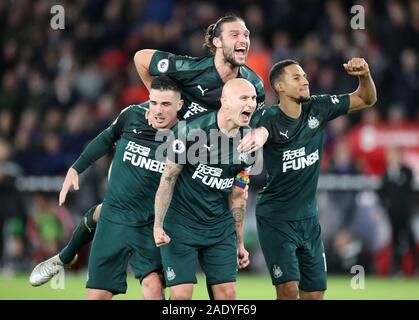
0;0;418;299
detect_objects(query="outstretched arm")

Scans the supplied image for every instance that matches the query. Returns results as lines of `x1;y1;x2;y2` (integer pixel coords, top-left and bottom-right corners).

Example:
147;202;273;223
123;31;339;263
345;58;377;113
59;168;79;206
153;161;183;247
134;49;157;90
59;128;118;206
229;185;250;269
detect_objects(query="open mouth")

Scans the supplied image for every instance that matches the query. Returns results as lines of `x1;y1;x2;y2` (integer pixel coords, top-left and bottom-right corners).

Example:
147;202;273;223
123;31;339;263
234;47;247;58
240;110;253;122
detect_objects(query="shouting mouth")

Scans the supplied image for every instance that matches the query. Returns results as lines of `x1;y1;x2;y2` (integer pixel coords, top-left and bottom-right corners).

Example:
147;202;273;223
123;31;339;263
234;47;247;59
240;110;253;123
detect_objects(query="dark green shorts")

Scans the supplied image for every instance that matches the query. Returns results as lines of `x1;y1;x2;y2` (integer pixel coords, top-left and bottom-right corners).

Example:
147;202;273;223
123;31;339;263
257;215;327;292
160;221;237;287
86;216;162;294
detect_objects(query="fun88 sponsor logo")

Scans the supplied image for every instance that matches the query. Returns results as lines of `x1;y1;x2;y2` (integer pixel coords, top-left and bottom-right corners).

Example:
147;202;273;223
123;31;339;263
123;141;165;173
282;147;319;173
125;141;150;156
191;164;233;190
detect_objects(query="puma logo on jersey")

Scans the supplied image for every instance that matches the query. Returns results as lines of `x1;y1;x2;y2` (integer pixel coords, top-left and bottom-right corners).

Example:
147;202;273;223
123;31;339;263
203;144;213;151
279;130;289;139
197;85;209;96
132;129;142;134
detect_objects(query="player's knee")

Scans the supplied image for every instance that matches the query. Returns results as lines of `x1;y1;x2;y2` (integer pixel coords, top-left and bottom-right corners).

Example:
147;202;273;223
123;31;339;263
300;290;324;300
169;284;194;300
87;289;113;300
277;282;299;300
212;283;236;300
169;286;193;300
93;204;102;222
216;288;236;300
170;291;193;300
142;273;164;300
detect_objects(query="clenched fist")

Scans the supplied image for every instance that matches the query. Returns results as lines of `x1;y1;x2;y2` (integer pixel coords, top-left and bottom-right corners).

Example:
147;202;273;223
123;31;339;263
343;58;370;76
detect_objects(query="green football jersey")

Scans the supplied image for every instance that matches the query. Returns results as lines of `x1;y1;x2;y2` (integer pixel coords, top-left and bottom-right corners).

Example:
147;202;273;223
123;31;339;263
256;94;350;221
165;111;254;230
149;50;265;123
72;103;168;226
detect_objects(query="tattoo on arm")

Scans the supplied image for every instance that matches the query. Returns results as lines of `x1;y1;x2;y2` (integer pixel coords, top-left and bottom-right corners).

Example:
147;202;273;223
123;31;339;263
229;187;247;244
231;207;245;223
154;162;183;228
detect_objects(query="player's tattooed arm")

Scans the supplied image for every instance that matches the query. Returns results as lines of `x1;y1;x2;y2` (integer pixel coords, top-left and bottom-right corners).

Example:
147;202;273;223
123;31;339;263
154;161;183;228
229;186;248;245
229;185;250;269
231;207;245;243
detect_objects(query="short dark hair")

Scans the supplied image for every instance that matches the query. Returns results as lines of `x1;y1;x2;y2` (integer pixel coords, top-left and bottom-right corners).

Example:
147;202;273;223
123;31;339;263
269;59;299;94
150;76;181;93
203;15;245;55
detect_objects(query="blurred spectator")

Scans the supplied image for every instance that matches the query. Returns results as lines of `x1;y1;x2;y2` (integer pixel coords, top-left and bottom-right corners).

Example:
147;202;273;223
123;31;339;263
0;109;13;140
345;108;387;176
393;49;419;117
0;138;26;270
322;140;369;272
246;35;272;89
52;74;78;110
25;70;53;114
26;193;74;264
0;71;25;121
73;63;106;102
378;146;417;275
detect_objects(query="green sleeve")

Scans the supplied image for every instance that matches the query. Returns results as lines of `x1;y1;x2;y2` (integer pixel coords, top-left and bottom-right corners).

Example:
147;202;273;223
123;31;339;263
72;107;129;173
313;94;350;121
149;51;180;77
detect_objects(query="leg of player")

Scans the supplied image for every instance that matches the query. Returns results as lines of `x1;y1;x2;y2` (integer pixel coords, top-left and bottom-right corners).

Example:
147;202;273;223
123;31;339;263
299;290;324;300
29;204;102;286
169;284;194;300
211;282;236;300
276;281;299;300
141;271;165;300
60;204;101;263
87;288;113;300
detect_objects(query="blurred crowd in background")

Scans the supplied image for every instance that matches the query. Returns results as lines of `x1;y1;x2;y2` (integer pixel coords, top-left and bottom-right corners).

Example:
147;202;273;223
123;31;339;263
0;0;418;278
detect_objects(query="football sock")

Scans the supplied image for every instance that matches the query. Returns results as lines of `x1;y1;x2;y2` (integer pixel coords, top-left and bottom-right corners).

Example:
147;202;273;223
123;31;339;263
59;205;98;264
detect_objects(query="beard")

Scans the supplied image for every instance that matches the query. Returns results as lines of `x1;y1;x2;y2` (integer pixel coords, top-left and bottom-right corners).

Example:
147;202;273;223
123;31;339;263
222;47;247;67
293;95;311;103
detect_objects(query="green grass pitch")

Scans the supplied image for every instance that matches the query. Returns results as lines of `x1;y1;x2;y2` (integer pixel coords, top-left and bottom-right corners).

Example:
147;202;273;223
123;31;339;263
1;272;418;300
